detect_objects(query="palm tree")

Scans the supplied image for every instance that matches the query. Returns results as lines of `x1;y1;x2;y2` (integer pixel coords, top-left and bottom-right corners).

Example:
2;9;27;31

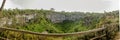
0;0;6;18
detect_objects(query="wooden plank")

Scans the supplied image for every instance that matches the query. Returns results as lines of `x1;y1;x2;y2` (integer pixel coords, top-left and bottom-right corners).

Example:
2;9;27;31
0;0;6;11
0;27;106;37
90;34;106;40
0;0;6;18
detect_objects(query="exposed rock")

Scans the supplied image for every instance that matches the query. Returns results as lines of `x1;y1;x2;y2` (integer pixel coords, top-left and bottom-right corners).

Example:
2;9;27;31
6;18;13;25
15;13;36;24
0;17;12;27
0;13;84;26
46;13;66;23
46;13;83;23
0;13;37;27
0;17;7;27
66;14;83;21
41;31;48;34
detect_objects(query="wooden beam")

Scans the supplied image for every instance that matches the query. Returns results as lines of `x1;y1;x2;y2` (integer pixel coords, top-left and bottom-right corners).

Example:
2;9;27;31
0;0;6;17
0;27;106;37
0;0;6;11
90;34;106;40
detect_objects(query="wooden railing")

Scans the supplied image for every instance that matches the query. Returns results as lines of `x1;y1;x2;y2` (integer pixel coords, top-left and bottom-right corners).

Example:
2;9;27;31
0;23;119;40
0;27;107;40
0;27;106;37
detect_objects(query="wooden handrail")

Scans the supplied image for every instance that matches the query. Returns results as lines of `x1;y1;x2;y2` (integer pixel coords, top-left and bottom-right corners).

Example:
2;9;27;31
90;34;106;40
0;27;106;37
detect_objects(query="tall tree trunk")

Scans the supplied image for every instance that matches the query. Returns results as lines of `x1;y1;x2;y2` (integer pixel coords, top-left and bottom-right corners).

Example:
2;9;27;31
0;0;6;18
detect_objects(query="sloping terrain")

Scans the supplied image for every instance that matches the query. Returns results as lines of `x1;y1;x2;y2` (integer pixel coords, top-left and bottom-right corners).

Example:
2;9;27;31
0;9;119;40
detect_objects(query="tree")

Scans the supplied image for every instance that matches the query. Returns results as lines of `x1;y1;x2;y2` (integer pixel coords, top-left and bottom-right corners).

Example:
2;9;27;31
0;0;6;18
50;8;55;11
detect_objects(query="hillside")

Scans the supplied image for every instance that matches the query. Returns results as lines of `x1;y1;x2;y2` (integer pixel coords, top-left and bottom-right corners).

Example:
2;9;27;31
0;9;119;40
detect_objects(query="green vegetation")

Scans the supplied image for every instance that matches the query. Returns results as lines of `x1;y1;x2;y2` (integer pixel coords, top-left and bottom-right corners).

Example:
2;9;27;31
0;9;119;40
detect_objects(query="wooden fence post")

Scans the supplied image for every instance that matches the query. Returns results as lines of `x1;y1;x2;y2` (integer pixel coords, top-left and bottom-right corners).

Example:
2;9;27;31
0;0;6;18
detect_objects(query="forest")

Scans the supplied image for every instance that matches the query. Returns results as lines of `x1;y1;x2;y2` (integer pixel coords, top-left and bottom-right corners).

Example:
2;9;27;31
0;8;119;40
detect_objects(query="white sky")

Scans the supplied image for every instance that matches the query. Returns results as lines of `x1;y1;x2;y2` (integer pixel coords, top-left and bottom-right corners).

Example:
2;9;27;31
0;0;119;12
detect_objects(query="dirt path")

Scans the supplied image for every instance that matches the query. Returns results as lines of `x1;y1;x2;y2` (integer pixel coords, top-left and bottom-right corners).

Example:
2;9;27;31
114;32;120;40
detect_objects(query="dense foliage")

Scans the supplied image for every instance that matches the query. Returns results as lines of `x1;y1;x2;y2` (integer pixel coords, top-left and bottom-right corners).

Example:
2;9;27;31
0;9;119;40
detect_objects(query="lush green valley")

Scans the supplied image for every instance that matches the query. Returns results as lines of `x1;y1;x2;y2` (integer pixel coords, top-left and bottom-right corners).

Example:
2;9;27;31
0;9;119;40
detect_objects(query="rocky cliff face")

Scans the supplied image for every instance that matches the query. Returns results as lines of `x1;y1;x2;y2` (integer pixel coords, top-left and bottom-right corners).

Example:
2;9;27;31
15;13;36;24
0;13;36;27
46;13;84;23
0;12;85;26
46;13;66;23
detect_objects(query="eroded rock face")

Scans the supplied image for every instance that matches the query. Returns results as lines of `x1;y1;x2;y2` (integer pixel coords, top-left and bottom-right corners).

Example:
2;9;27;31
0;17;13;27
46;13;83;23
0;13;37;27
15;13;36;24
0;13;83;26
46;13;66;23
65;14;83;21
0;17;7;27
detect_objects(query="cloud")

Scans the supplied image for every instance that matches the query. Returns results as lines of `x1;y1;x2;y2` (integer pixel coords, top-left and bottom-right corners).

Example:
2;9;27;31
0;0;119;12
0;0;22;9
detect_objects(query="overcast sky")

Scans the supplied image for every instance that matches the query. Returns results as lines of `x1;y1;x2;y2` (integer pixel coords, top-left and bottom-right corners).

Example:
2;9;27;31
0;0;119;12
